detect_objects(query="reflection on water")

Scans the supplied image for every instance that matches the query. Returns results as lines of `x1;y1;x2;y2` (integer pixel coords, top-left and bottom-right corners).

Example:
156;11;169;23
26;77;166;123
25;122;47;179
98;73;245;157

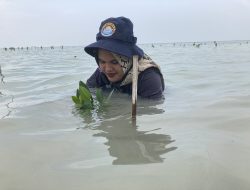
93;117;177;165
74;97;177;165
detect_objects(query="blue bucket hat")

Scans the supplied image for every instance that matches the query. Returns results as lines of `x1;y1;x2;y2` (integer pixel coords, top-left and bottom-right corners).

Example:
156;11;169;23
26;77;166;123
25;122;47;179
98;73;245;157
84;16;144;58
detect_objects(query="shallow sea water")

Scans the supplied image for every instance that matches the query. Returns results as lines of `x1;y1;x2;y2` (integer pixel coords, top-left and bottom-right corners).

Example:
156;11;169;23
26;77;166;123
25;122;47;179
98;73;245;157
0;41;250;190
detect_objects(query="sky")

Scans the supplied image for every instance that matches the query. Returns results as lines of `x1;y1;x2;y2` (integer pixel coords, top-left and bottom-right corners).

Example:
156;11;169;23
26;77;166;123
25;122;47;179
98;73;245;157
1;0;250;47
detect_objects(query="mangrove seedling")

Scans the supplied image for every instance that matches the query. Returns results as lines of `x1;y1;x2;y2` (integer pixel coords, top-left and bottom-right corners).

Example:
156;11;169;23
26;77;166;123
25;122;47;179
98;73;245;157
72;81;109;110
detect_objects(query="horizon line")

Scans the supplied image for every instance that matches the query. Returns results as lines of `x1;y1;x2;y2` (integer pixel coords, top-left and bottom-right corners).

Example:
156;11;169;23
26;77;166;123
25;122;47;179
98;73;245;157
1;39;250;49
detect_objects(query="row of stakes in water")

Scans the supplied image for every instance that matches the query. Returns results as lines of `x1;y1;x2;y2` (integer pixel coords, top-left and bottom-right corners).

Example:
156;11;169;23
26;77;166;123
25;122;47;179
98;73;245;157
3;41;249;51
2;46;64;51
151;41;249;48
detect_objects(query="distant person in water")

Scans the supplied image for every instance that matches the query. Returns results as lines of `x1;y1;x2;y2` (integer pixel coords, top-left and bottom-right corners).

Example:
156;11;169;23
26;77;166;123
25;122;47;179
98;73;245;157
84;16;164;99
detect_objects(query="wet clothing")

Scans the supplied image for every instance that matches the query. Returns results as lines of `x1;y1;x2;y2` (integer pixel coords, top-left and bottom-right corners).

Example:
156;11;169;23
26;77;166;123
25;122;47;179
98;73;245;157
87;66;165;99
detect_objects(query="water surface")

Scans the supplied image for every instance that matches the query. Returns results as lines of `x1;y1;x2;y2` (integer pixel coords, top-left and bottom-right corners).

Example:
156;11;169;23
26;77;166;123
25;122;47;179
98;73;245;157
1;41;250;190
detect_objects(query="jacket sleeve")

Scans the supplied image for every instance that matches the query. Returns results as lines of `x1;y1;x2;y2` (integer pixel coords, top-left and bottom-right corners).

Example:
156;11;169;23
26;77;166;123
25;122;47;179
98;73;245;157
86;68;109;88
137;68;165;99
86;68;101;88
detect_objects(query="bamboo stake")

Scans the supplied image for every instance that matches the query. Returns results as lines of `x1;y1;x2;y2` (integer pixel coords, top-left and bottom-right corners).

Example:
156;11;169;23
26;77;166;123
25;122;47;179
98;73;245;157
132;55;138;120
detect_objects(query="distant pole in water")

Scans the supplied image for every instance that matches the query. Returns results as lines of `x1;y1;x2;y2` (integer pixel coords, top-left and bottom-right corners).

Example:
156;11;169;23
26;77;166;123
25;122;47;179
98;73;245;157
214;41;217;47
132;55;138;122
152;44;154;48
0;65;5;84
196;43;201;48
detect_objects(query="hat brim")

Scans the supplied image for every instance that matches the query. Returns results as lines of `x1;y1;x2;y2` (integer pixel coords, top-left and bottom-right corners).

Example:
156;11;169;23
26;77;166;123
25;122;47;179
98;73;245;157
84;39;144;58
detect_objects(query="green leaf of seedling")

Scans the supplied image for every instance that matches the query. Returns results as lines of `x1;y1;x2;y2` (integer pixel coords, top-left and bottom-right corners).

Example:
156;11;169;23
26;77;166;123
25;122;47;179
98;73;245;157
76;89;80;98
79;86;93;103
72;96;80;104
79;93;85;104
82;100;94;109
79;91;93;108
96;88;104;104
79;81;90;93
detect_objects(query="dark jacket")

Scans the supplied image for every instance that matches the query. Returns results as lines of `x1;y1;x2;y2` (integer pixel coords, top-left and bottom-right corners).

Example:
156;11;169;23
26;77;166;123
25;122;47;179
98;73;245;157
87;67;165;99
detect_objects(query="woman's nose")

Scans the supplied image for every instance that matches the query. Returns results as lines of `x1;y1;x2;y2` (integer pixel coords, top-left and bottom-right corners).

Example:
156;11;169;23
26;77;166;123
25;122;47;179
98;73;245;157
104;63;113;71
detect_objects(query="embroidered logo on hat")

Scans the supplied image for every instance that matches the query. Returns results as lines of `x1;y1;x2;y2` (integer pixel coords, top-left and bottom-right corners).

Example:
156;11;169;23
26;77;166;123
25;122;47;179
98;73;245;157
101;22;116;37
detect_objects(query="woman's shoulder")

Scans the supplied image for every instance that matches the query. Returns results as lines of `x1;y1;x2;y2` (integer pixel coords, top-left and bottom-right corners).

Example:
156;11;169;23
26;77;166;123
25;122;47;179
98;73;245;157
138;67;165;99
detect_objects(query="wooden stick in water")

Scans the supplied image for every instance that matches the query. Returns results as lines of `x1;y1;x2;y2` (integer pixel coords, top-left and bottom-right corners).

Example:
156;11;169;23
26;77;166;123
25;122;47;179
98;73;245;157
132;55;138;120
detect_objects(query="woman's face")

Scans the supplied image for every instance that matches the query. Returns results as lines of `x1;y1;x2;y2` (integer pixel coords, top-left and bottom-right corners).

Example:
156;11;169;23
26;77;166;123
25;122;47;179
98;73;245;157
98;49;124;83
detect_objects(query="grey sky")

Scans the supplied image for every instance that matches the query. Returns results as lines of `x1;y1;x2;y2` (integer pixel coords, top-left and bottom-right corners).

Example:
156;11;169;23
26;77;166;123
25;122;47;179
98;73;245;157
1;0;250;47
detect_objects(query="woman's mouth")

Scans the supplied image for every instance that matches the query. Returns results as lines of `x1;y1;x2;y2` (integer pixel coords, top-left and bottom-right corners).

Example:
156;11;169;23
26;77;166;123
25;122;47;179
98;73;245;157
106;73;116;78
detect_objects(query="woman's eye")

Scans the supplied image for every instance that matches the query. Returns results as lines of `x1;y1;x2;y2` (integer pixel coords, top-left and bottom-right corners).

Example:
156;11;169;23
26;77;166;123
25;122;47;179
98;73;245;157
98;60;105;64
111;60;119;64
